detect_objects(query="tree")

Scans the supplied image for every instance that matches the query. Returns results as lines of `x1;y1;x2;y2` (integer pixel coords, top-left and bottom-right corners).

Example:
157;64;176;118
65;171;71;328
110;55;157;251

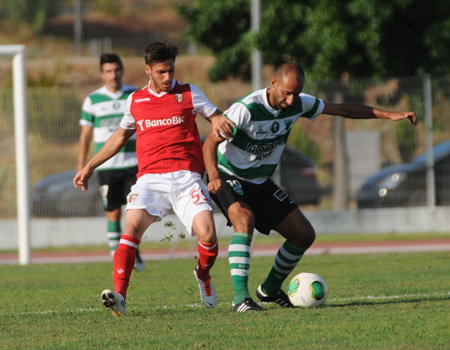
3;0;59;34
178;0;450;81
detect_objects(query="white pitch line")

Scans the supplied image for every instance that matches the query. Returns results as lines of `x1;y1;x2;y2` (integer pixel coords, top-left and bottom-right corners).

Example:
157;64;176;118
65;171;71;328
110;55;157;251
328;291;450;302
5;292;448;317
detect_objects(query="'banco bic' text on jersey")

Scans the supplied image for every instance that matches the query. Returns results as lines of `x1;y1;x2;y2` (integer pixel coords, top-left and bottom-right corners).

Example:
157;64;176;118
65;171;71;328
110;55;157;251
80;84;138;171
120;80;218;179
218;88;325;184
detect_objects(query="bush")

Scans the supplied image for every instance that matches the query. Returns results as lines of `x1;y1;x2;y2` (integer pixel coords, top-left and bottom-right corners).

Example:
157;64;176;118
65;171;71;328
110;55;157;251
28;87;81;144
4;0;60;34
395;120;418;162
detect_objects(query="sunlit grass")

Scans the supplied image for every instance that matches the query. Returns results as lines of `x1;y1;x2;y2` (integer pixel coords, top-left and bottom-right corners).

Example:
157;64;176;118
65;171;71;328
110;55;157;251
0;251;449;349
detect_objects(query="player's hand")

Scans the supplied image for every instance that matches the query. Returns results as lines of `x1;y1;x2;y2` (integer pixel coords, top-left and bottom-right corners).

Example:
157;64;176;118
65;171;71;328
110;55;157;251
211;115;235;139
406;112;417;126
73;167;94;191
390;111;417;126
207;178;223;194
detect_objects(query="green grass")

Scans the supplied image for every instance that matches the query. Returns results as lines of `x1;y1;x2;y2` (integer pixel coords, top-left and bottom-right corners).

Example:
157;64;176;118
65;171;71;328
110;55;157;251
1;251;449;349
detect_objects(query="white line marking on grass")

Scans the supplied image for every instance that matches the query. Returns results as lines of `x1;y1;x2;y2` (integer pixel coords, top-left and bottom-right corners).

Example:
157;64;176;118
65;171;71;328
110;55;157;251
6;293;448;317
329;291;450;303
37;308;102;314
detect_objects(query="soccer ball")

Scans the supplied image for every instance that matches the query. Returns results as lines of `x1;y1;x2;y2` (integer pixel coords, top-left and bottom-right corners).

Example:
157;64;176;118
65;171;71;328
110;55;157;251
288;272;328;308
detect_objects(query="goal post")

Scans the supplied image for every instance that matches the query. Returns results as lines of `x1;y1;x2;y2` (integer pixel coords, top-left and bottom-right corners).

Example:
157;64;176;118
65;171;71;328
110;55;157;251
1;45;31;265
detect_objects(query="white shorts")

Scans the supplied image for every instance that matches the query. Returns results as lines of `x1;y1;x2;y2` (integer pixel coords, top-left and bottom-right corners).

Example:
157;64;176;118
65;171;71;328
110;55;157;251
125;170;213;236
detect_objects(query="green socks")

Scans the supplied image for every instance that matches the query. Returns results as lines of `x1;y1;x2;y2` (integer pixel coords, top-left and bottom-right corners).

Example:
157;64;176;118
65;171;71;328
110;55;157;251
107;221;122;257
262;241;306;296
228;232;252;304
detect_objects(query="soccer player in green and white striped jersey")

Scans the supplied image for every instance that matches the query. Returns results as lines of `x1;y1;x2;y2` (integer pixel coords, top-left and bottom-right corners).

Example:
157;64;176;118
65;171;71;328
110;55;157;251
78;53;144;271
203;62;417;312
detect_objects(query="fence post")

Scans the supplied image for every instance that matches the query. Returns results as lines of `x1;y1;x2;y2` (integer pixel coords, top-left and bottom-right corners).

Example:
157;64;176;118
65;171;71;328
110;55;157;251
423;74;435;208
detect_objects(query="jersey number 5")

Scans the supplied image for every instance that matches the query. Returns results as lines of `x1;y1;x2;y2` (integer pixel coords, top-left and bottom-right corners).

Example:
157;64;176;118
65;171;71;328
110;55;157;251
191;189;208;204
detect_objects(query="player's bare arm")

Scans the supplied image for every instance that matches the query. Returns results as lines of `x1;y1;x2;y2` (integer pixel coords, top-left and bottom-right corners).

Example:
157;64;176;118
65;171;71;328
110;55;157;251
203;132;227;194
73;127;135;191
207;109;235;139
322;102;417;126
77;125;93;171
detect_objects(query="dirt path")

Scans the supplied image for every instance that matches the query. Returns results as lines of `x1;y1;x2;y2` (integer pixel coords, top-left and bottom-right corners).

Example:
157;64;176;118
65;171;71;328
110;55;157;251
1;238;450;265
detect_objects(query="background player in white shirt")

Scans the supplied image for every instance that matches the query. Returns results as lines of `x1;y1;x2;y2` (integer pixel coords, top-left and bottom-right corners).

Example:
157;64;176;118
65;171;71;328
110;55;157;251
74;42;234;316
203;62;417;312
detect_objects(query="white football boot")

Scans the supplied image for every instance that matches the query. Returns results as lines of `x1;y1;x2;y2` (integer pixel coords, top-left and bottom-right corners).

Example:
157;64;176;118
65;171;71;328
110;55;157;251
101;289;126;317
194;267;217;308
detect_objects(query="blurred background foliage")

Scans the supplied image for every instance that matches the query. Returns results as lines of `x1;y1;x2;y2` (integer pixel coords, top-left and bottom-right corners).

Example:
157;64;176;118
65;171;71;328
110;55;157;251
178;0;450;81
0;0;450;215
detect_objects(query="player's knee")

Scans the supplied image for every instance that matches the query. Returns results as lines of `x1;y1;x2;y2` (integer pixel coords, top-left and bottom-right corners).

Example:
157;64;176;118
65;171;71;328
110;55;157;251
195;222;217;243
291;226;315;249
231;213;254;233
197;229;217;244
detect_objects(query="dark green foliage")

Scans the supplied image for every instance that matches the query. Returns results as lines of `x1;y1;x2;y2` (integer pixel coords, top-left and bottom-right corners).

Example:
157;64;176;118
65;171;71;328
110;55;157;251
395;120;418;162
3;0;59;34
288;124;322;165
178;0;450;81
177;0;252;81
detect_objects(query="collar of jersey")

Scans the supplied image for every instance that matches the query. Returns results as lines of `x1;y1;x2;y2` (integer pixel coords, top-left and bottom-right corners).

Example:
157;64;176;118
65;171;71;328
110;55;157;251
262;87;281;117
147;80;177;97
99;85;126;99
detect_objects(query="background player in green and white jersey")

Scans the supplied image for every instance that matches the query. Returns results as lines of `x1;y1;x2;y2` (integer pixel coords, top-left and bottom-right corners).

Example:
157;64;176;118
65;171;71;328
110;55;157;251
77;53;144;271
203;62;417;312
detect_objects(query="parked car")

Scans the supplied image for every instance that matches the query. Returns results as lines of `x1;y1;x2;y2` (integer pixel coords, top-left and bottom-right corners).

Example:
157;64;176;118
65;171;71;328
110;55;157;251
357;140;450;208
31;170;104;217
279;146;323;205
31;145;322;217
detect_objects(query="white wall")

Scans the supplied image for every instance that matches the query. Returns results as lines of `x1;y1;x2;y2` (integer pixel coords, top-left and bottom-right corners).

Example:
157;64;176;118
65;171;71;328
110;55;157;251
1;207;450;250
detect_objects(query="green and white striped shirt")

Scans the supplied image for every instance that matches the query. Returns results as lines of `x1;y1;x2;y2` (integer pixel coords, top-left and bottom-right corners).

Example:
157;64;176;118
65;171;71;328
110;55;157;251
218;88;324;183
80;85;138;170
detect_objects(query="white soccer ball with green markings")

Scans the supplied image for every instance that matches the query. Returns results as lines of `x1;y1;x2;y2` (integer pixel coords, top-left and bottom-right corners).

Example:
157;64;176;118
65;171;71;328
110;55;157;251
288;272;328;308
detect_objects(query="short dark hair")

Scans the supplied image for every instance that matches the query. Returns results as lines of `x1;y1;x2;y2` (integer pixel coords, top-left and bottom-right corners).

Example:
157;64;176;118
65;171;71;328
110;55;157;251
100;53;123;71
275;62;305;80
144;42;179;66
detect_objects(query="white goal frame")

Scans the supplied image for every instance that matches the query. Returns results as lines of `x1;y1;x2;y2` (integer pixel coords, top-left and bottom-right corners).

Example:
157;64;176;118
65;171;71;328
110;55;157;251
1;45;31;265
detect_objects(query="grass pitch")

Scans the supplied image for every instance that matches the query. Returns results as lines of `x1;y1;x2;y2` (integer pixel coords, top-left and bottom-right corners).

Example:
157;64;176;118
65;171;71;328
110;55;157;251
1;251;449;349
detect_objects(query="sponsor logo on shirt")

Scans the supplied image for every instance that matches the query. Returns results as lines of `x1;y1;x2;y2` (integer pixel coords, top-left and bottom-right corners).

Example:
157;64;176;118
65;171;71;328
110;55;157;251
136;116;186;131
100;116;121;128
271;122;280;133
256;126;267;135
135;97;151;102
245;139;285;159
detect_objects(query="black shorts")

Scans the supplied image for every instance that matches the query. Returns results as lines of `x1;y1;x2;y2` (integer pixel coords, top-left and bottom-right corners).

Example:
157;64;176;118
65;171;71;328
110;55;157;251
97;166;138;211
208;172;298;235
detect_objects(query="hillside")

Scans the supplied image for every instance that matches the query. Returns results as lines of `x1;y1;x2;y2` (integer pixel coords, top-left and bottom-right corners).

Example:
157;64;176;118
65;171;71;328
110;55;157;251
0;0;191;59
